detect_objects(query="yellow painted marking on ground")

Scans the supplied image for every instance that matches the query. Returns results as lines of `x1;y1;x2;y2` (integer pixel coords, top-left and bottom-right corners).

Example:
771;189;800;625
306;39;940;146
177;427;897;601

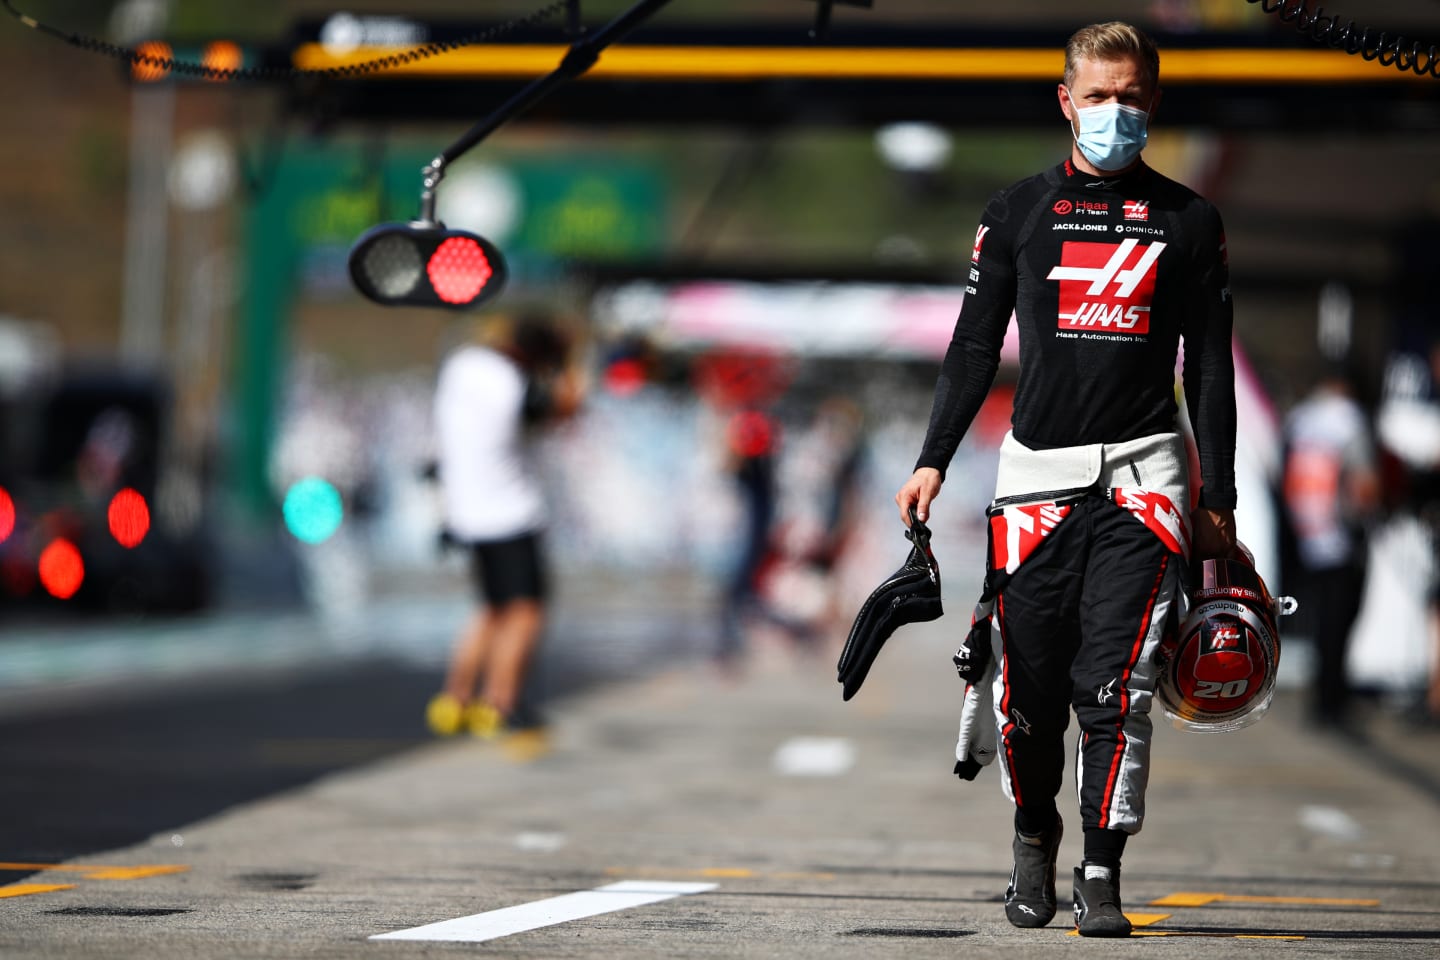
1066;912;1171;935
1071;923;1304;940
700;868;756;878
1131;931;1305;940
501;730;553;763
0;883;76;898
80;866;190;881
0;862;189;881
1238;935;1308;940
1150;891;1380;908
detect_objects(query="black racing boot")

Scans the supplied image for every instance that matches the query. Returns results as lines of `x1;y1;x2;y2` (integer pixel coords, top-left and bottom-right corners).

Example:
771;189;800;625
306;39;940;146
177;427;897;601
1072;863;1132;937
1004;818;1062;927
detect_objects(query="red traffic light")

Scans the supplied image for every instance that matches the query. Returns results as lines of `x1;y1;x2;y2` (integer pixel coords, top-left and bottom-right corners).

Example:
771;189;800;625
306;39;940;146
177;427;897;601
349;223;508;310
108;488;151;548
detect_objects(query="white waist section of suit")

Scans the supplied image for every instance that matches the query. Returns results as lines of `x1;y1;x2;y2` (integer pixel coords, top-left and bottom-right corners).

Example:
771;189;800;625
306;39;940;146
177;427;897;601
993;429;1190;512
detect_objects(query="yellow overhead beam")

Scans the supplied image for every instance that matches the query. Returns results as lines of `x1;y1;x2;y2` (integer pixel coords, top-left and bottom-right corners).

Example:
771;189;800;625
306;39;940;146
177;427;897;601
293;43;1430;84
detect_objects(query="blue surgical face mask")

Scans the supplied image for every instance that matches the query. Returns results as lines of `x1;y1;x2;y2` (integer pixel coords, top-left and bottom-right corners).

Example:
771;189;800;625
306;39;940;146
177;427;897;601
1068;93;1150;171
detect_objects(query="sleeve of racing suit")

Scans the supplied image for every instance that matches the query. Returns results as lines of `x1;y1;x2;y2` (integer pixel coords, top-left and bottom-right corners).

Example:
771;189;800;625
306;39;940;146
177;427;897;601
1180;203;1238;510
915;194;1018;478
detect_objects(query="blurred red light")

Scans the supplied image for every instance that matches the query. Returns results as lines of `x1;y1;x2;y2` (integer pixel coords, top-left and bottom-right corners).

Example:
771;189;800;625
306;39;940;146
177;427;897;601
0;487;13;544
38;538;84;600
605;358;647;396
426;237;493;305
694;350;791;407
108;488;151;548
726;410;776;458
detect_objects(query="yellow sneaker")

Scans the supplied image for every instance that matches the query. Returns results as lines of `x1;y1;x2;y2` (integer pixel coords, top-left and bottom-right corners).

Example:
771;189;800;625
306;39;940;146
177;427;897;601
465;702;505;740
425;694;466;736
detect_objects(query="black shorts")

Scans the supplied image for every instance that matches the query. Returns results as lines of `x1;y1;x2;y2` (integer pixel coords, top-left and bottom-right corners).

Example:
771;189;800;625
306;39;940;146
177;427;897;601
467;531;548;606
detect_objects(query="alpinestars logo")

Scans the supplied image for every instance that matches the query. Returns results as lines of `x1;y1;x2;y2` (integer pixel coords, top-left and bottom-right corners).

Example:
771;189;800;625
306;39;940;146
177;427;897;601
1009;708;1032;736
1048;239;1166;333
1097;679;1117;705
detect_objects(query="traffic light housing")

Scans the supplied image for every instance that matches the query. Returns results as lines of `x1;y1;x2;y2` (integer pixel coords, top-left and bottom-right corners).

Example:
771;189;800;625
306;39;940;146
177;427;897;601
348;223;508;310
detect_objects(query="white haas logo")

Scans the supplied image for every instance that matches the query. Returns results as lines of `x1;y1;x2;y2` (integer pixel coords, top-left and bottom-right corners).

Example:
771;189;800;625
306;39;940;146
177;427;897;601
992;502;1070;574
1048;239;1166;333
972;224;990;263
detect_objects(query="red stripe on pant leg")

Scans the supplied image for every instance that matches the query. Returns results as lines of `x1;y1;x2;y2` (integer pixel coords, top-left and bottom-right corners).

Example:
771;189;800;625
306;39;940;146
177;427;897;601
996;593;1023;807
1096;554;1169;829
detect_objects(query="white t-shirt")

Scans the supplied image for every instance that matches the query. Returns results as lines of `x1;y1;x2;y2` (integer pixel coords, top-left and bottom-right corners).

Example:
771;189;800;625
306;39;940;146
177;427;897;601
1283;388;1374;569
433;345;546;541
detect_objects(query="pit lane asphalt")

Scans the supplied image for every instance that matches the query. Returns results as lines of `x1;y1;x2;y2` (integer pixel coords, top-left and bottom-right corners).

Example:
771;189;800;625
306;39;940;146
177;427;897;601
1;594;1437;959
0;568;720;868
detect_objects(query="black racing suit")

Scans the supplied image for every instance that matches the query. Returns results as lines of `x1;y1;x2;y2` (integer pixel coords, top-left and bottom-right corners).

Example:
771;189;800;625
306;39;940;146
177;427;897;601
918;158;1236;840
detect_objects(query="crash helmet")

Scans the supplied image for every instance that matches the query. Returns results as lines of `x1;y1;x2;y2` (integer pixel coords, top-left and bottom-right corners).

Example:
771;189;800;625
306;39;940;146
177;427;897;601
1155;545;1296;733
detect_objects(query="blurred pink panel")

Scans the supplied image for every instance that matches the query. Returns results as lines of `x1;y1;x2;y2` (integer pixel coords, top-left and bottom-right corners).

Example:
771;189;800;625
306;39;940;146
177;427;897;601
667;283;753;342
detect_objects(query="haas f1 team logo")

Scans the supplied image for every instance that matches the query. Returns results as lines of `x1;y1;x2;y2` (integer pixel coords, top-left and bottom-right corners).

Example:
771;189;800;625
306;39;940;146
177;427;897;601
1047;239;1166;333
971;224;990;263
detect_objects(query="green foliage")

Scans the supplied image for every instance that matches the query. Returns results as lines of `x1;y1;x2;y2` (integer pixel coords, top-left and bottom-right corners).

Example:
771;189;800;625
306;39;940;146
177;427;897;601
76;128;127;198
169;1;290;36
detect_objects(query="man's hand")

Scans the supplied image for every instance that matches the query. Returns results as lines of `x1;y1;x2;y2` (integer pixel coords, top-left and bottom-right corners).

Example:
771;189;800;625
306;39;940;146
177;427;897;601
1191;506;1238;561
896;467;943;525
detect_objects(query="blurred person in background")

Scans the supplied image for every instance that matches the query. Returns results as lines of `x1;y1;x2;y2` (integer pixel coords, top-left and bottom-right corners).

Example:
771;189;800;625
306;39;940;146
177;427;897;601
894;22;1236;937
1377;337;1440;724
1383;197;1440;723
425;310;584;739
692;349;797;674
1281;364;1381;729
761;394;870;651
797;395;869;592
714;403;783;671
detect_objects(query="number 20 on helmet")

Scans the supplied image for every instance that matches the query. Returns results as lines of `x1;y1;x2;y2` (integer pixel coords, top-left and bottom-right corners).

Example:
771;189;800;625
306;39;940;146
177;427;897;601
1156;548;1298;733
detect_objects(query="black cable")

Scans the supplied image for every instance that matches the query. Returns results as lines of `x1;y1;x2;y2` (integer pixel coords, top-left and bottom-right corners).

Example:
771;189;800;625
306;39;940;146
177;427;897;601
1247;0;1440;79
0;0;570;82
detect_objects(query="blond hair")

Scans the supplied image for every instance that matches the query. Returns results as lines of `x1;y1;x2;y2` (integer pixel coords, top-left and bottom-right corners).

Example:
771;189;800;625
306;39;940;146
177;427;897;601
1064;22;1160;90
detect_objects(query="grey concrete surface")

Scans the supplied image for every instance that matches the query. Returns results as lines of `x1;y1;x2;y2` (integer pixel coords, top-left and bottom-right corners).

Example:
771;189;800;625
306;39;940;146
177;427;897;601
2;613;1437;959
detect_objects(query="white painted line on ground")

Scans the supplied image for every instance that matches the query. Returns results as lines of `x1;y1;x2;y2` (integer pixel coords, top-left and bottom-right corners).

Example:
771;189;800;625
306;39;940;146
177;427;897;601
369;880;718;943
1299;804;1363;842
772;736;855;776
513;831;567;852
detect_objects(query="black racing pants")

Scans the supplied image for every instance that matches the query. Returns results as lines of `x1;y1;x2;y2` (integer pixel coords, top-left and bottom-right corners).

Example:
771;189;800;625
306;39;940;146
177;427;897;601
993;495;1180;836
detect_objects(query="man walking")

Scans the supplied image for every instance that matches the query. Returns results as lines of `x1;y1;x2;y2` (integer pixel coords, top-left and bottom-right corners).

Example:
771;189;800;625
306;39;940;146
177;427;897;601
895;22;1238;937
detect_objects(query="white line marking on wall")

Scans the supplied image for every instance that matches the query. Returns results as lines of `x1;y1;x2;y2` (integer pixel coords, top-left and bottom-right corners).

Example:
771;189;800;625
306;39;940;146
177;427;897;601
369;880;718;943
772;736;855;776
